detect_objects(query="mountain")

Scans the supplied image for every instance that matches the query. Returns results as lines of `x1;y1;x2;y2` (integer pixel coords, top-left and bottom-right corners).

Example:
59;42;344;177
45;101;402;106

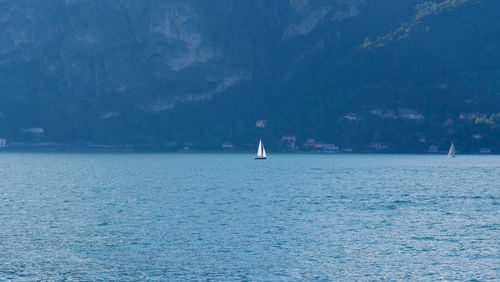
0;0;499;153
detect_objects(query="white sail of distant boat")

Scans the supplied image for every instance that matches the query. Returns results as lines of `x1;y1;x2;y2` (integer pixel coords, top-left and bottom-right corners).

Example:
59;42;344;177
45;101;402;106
448;142;456;158
255;139;267;159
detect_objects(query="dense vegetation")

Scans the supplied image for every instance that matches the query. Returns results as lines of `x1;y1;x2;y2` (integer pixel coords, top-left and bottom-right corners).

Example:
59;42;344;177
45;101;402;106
0;0;499;153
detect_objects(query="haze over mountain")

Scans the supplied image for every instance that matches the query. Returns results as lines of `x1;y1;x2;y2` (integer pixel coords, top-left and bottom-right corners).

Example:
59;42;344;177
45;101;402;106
0;0;499;152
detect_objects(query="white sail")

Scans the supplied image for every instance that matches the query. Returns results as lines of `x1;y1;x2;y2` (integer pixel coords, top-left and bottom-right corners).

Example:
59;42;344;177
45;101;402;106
257;140;263;157
255;139;267;159
448;142;456;157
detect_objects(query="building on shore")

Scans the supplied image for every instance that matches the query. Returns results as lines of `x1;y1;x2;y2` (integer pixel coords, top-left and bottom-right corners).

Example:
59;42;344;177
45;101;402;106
281;136;297;151
303;138;340;152
480;148;491;154
256;120;267;128
222;142;235;149
459;112;487;120
21;128;44;135
428;145;438;153
370;143;389;151
0;138;7;148
318;143;340;153
398;109;424;120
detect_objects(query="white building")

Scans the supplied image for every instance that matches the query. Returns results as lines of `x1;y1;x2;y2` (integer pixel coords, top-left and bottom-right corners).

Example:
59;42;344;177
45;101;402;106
22;128;44;134
319;144;340;152
343;113;359;121
256;120;267;128
459;112;487;120
222;142;234;149
399;109;424;120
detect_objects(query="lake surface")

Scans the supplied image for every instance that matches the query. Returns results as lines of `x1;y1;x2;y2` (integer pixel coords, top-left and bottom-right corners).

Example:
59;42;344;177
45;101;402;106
0;153;498;280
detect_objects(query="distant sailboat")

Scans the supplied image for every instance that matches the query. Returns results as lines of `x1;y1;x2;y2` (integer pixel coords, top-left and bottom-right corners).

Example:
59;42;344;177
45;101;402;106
448;142;456;158
255;139;267;160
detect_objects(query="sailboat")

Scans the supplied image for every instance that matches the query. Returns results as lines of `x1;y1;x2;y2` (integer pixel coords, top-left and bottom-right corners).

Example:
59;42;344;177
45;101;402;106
448;142;456;158
255;139;267;160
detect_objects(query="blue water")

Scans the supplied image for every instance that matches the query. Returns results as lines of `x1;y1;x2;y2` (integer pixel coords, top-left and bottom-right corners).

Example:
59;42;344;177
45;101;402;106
0;153;498;280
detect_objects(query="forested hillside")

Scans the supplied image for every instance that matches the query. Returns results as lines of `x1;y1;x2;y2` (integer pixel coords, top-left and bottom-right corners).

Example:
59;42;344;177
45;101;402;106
0;0;498;152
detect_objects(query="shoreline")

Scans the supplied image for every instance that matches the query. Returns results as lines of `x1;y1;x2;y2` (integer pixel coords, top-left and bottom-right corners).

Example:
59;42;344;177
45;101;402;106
0;146;497;155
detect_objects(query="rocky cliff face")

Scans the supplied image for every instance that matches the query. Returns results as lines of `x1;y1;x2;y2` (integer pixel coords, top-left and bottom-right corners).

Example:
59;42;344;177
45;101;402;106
0;0;498;151
0;0;367;114
0;1;252;112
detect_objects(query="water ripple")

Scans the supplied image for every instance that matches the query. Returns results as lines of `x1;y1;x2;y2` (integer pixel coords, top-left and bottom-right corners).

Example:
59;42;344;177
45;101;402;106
0;153;498;280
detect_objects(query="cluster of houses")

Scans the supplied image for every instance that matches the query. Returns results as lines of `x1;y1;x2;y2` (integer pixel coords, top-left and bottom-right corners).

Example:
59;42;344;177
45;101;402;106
279;136;341;152
302;138;340;152
343;108;425;121
459;112;488;120
0;128;45;149
222;136;342;153
245;117;494;153
343;110;492;124
255;120;267;128
254;120;341;152
427;145;491;154
21;128;45;135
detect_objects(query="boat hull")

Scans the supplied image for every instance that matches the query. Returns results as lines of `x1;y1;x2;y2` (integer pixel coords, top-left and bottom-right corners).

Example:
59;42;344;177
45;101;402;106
254;157;267;160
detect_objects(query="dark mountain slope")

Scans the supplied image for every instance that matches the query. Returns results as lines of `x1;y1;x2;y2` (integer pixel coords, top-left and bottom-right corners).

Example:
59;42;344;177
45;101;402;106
0;0;498;152
158;0;500;152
